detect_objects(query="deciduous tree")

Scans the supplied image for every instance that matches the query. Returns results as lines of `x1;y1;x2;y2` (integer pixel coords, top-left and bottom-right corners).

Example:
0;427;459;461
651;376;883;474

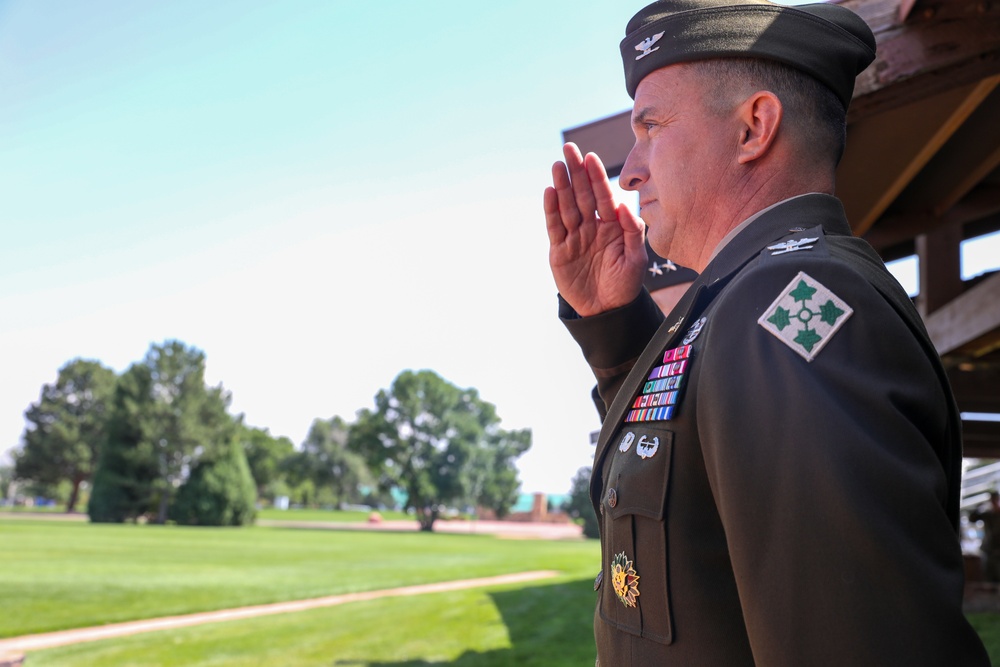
285;416;371;509
241;425;294;502
469;427;531;519
350;370;530;531
15;359;116;512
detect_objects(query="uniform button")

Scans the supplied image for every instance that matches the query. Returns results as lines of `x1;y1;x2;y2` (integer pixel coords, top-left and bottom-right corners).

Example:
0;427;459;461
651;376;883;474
607;487;617;508
594;569;603;591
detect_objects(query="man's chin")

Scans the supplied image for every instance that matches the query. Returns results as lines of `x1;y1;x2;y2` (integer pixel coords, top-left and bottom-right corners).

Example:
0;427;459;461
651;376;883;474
645;227;673;261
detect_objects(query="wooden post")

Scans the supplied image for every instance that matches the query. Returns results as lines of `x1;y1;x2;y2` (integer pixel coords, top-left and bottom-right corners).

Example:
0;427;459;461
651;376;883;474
916;222;963;318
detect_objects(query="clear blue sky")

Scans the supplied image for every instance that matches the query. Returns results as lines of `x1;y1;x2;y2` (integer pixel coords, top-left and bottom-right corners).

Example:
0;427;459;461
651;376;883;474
2;1;997;494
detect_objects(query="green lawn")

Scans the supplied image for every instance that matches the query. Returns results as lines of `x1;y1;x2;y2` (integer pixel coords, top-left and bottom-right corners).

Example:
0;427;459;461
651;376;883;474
0;506;413;523
27;577;600;666
4;517;999;666
0;518;598;639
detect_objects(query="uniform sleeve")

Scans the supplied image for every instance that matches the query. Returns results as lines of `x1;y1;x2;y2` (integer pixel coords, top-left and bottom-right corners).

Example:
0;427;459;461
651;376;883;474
560;290;664;415
695;258;988;665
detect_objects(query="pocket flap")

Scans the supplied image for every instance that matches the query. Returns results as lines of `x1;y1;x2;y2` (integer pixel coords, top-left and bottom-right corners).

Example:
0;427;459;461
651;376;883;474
605;427;673;522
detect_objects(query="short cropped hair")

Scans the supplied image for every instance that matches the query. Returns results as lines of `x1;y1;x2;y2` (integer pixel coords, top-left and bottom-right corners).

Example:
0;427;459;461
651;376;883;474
693;58;848;166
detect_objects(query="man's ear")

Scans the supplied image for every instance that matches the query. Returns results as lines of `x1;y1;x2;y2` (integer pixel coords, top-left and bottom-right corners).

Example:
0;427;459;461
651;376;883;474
736;91;782;165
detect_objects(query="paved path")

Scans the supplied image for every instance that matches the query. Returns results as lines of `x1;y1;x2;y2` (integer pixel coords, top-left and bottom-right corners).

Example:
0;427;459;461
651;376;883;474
258;518;584;540
0;570;559;656
0;513;584;541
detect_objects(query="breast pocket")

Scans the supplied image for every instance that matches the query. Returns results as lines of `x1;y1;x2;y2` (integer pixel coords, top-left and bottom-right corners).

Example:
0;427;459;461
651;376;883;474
599;425;674;645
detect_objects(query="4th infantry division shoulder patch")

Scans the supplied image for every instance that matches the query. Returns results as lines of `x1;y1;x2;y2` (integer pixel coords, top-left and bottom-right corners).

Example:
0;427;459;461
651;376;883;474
757;271;853;362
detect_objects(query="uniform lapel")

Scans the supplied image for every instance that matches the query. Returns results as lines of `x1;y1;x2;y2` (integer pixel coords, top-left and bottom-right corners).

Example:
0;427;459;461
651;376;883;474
590;281;710;500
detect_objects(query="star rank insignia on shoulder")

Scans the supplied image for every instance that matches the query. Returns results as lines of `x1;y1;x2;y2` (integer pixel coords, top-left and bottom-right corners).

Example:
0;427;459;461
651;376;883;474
758;271;853;362
648;259;677;276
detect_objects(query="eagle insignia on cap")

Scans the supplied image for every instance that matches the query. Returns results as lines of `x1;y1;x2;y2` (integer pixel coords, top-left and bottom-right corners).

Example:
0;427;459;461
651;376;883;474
634;31;664;61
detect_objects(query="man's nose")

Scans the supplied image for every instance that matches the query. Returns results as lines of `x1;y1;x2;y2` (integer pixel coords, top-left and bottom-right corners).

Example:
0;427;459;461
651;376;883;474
619;144;647;191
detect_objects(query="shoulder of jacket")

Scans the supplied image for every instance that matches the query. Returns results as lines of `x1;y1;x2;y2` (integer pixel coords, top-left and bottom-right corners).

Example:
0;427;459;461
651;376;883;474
756;224;831;263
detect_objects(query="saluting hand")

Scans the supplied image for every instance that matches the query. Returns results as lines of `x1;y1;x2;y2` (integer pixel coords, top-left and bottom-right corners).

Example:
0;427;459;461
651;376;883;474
544;142;647;317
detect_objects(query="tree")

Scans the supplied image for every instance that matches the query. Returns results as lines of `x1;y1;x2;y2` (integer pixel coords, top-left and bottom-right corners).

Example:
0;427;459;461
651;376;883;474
566;467;600;539
170;434;257;526
88;364;161;522
240;426;294;502
88;340;243;523
0;464;14;503
470;427;531;519
350;370;531;531
285;416;371;509
14;359;116;512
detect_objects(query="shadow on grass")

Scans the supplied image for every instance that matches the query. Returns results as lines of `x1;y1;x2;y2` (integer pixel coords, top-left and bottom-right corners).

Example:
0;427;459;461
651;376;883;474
334;579;597;667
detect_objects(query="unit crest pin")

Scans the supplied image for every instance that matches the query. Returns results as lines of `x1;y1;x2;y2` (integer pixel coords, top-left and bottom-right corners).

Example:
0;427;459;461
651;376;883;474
682;317;707;345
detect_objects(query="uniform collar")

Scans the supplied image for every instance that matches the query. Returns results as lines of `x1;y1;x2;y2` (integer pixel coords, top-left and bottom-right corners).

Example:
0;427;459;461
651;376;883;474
708;193;818;264
701;193;851;285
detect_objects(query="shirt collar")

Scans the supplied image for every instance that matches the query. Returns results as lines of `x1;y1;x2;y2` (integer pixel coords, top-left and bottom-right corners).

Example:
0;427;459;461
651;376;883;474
707;193;819;263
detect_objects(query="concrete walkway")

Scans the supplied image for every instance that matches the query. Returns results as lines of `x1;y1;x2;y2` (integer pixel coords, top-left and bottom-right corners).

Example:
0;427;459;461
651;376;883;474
0;570;559;657
258;518;584;540
0;513;585;541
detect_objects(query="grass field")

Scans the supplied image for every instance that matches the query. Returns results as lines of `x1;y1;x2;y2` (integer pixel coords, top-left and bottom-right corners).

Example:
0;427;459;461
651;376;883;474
0;518;597;639
25;577;600;666
0;506;414;523
3;516;999;666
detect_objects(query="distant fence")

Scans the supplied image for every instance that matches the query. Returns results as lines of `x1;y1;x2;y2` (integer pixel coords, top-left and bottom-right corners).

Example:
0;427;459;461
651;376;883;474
962;460;1000;512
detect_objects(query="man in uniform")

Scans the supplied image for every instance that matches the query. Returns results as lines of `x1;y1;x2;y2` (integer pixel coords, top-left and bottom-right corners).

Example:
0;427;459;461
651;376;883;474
543;1;990;664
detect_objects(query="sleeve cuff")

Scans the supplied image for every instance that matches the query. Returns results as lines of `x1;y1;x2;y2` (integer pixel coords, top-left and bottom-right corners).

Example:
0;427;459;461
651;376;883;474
559;290;663;371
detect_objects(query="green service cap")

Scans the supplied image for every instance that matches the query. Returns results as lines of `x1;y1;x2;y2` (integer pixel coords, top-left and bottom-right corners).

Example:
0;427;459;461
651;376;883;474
620;0;877;109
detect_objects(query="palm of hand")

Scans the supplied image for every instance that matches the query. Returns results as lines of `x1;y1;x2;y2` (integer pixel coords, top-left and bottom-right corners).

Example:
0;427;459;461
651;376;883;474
544;143;647;317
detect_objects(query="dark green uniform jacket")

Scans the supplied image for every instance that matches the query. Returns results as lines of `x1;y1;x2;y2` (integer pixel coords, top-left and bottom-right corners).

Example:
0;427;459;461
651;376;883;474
562;194;989;665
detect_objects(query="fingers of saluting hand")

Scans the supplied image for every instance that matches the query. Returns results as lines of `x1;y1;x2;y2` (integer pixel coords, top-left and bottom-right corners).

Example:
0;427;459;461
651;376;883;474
562;143;599;226
586;152;618;225
543;185;566;246
544;143;616;242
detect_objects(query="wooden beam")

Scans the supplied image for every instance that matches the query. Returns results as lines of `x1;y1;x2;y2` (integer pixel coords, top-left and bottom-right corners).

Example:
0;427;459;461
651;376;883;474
896;80;1000;216
843;0;1000;122
916;222;963;317
898;0;919;23
948;365;1000;414
838;80;995;235
864;184;1000;254
962;420;1000;460
925;272;1000;356
863;184;1000;253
